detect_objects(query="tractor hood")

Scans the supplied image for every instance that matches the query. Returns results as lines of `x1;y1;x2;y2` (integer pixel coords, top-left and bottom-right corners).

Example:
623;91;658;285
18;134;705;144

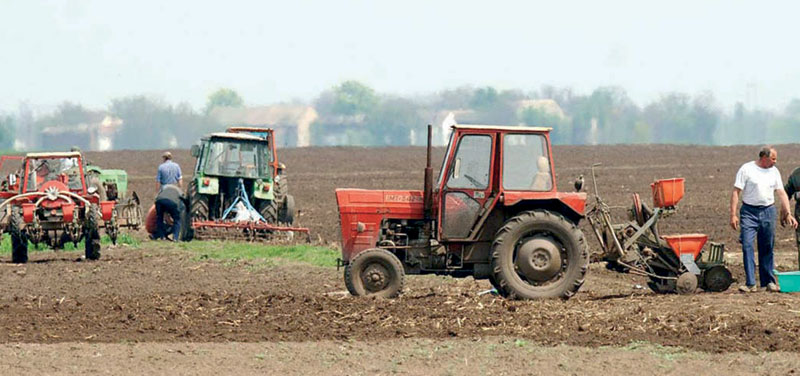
335;189;425;216
336;189;424;260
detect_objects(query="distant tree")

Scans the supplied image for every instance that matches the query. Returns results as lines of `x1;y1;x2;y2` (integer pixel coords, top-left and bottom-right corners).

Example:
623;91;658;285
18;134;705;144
110;96;175;149
432;86;475;109
469;87;499;110
642;93;719;144
205;88;244;114
365;97;424;146
518;107;571;144
329;80;379;116
34;102;94;130
0;114;15;150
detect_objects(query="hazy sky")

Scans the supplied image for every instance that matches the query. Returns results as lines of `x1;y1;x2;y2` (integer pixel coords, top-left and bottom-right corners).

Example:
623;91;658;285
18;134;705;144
1;0;798;113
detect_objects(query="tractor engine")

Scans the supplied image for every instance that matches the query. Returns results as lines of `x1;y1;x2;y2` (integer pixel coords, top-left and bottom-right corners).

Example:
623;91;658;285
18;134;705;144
378;219;453;272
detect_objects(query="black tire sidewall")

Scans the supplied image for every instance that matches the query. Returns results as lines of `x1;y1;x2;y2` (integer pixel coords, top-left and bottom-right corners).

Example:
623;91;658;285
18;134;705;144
492;210;587;299
345;249;405;298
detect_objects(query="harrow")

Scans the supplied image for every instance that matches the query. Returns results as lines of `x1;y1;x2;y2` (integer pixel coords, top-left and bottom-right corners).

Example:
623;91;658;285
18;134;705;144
189;178;310;242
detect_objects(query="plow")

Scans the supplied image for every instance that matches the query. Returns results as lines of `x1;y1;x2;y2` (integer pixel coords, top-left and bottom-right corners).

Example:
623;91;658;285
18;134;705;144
586;164;733;294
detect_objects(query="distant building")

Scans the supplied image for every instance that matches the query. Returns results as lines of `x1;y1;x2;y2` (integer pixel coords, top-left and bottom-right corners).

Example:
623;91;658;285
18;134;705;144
515;99;567;120
39;115;123;151
209;105;318;147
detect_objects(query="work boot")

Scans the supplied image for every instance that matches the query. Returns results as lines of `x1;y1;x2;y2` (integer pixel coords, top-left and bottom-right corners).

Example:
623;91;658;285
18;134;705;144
767;282;780;292
738;285;758;293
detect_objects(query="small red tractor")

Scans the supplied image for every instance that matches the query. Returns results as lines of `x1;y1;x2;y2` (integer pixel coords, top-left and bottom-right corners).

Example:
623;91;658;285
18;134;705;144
0;151;141;263
336;125;589;299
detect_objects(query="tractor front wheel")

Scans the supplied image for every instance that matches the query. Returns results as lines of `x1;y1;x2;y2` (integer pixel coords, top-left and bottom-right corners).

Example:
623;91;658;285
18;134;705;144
490;210;588;300
84;204;101;260
9;208;28;264
344;248;405;298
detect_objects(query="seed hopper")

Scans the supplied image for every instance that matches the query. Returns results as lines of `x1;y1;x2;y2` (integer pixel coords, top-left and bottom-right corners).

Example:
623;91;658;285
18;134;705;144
586;164;733;294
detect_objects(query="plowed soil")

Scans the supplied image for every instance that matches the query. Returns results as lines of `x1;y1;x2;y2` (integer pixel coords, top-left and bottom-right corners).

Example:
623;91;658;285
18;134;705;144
3;144;800;374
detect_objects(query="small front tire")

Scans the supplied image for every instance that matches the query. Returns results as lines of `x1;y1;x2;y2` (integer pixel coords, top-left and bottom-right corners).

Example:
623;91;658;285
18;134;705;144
344;248;405;298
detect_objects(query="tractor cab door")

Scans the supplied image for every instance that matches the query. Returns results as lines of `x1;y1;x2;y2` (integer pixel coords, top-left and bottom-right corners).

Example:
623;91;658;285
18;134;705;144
438;133;496;240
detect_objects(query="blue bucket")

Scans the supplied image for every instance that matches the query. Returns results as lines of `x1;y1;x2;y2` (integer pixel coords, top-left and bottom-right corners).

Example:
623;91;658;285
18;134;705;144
774;270;800;293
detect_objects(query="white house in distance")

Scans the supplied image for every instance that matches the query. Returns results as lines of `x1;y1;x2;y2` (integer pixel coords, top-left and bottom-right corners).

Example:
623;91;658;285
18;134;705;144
38;115;123;151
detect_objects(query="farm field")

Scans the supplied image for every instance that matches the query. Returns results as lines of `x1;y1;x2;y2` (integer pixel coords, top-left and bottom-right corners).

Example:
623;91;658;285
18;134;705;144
3;144;800;374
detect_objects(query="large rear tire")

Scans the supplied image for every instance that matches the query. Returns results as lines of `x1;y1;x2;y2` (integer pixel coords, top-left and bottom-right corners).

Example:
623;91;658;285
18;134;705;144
274;174;288;206
279;194;296;224
9;208;28;264
84;204;101;260
259;199;279;224
182;180;209;241
344;248;405;298
490;210;588;300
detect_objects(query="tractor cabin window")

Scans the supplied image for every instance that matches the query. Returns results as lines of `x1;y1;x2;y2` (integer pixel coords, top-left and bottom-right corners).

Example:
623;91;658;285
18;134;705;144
446;135;492;190
204;141;268;178
26;158;82;192
502;133;552;191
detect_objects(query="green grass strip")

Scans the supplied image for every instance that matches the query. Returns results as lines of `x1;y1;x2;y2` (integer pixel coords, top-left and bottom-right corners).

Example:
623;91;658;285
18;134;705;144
0;233;140;254
177;240;339;267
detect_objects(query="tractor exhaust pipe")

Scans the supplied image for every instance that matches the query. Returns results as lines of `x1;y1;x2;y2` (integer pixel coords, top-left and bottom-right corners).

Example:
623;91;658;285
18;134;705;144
423;124;433;222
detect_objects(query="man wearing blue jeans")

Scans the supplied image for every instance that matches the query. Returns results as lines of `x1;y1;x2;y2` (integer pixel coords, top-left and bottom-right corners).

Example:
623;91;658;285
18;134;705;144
730;146;798;292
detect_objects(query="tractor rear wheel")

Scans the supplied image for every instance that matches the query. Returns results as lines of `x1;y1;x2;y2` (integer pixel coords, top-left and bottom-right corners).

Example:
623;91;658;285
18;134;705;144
259;199;279;223
344;248;405;298
490;210;588;300
9;208;28;264
279;194;296;224
274;174;288;206
84;204;101;260
183;180;209;241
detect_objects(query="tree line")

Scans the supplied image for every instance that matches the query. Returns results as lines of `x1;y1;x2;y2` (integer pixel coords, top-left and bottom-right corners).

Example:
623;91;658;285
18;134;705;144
1;83;799;150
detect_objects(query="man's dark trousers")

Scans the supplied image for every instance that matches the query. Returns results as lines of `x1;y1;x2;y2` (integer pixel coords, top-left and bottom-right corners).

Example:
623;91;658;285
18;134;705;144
156;198;182;241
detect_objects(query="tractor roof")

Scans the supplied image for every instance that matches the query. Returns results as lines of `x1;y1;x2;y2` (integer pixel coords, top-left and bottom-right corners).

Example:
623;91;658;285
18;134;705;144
26;151;82;159
208;132;266;142
453;124;552;132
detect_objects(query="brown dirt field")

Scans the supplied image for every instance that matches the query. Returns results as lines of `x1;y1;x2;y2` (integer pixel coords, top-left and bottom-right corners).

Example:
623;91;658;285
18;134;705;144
3;144;800;373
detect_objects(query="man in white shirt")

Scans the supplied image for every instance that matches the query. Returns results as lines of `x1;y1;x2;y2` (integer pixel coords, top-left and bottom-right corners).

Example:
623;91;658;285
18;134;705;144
730;146;798;293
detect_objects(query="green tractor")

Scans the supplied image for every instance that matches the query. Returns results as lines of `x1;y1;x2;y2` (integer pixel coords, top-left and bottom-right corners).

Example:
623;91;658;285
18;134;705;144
181;126;299;241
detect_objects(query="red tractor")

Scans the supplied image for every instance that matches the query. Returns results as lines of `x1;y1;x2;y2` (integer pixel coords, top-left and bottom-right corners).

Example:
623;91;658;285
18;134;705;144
0;152;139;263
336;125;588;299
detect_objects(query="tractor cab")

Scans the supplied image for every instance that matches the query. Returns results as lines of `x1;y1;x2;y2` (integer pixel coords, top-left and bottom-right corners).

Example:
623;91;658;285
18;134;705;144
196;133;274;180
336;124;589;300
22;152;87;194
432;126;580;241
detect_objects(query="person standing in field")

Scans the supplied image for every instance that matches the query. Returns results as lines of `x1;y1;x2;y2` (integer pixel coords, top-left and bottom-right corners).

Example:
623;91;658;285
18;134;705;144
730;146;798;293
156;151;182;191
784;165;800;269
